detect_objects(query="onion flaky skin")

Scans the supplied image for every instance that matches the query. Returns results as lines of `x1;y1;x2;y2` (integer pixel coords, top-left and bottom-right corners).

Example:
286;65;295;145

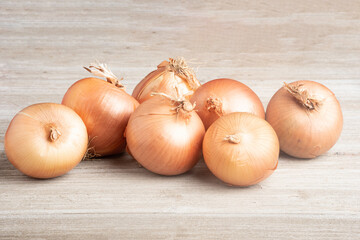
132;58;201;103
266;80;343;158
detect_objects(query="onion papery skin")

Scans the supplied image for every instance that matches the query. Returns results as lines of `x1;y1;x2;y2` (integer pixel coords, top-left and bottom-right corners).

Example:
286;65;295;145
266;80;343;159
126;96;205;175
4;103;88;179
190;78;265;130
132;58;200;103
62;77;139;156
203;112;279;187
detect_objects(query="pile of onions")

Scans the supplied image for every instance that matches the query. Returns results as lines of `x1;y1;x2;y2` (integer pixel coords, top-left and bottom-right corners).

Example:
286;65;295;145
266;80;343;158
190;78;265;129
203;112;279;186
132;58;201;103
4;56;344;185
126;93;205;175
4;103;88;179
62;63;139;157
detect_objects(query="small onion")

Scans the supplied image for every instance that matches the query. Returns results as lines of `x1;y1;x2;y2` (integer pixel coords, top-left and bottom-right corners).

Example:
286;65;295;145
4;103;88;179
62;63;139;157
190;78;265;130
132;58;201;103
126;93;205;175
266;80;343;158
203;112;279;186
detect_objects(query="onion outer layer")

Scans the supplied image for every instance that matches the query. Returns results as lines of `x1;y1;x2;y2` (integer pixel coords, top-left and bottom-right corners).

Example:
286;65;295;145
190;78;265;130
203;112;279;186
5;103;88;179
265;80;343;158
126;95;205;175
62;64;139;157
132;58;200;103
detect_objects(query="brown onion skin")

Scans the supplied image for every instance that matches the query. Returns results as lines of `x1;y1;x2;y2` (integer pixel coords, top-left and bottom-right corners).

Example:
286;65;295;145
126;96;205;175
62;77;139;156
266;80;343;158
132;64;165;103
132;60;200;103
190;78;265;130
5;103;88;179
203;112;279;186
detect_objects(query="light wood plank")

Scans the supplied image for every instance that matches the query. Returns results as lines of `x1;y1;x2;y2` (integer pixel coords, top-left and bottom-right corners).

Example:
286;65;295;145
1;0;360;239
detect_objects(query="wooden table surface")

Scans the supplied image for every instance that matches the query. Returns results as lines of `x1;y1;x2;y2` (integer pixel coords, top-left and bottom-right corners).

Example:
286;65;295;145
1;1;360;239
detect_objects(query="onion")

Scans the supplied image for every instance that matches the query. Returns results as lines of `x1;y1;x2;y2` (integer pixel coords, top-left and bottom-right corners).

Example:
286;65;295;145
190;78;265;130
125;93;205;175
266;80;343;158
62;63;139;157
4;103;88;179
203;112;279;186
132;58;201;103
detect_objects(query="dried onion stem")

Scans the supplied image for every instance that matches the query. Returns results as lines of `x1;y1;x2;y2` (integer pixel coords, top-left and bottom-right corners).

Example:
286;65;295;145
284;82;322;111
151;91;196;120
84;62;124;88
224;134;241;144
206;96;224;117
168;57;200;90
49;127;61;142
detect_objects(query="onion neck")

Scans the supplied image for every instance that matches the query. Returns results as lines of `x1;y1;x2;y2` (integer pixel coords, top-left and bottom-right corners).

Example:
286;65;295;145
284;82;322;111
84;63;124;88
49;126;61;142
151;92;196;119
206;96;224;116
167;57;200;90
224;134;241;144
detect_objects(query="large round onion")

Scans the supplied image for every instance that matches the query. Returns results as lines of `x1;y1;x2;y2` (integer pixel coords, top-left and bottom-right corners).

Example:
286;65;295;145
203;112;279;186
5;103;88;179
266;80;343;158
132;58;201;103
190;78;265;129
126;94;205;175
62;63;139;157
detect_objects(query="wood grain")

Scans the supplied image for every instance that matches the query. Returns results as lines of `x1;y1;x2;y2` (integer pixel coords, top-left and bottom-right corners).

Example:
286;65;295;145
1;0;360;239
